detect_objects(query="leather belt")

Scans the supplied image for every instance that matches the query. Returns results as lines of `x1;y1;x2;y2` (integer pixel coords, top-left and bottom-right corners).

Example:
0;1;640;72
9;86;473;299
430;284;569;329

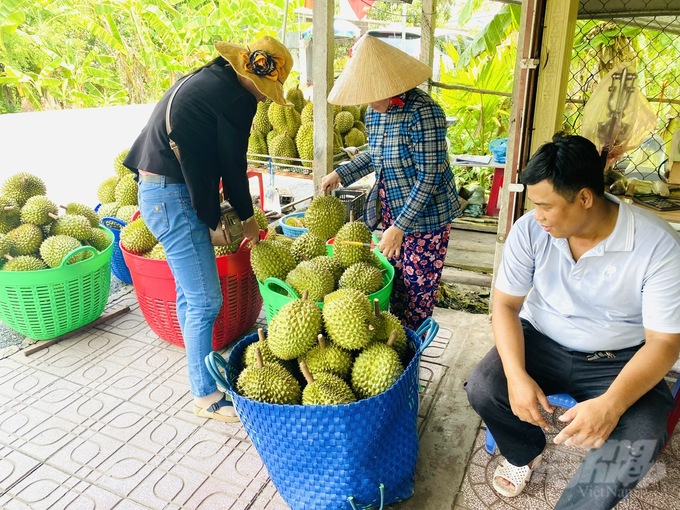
138;173;184;184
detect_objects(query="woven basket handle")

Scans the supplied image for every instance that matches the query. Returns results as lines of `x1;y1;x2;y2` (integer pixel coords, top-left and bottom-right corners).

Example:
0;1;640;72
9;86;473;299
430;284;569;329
204;351;234;391
60;246;99;268
415;318;439;354
264;277;299;299
348;483;385;510
101;217;127;228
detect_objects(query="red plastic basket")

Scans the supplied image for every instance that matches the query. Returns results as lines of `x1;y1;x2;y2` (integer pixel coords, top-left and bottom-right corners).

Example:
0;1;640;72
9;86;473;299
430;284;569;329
121;238;262;350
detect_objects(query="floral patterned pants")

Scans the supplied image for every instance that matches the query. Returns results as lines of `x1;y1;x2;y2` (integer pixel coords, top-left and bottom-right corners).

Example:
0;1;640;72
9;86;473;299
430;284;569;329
379;178;451;331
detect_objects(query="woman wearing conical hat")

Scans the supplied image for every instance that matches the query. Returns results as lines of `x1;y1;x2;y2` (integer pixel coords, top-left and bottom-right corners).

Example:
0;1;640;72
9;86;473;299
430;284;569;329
125;36;293;422
322;35;462;331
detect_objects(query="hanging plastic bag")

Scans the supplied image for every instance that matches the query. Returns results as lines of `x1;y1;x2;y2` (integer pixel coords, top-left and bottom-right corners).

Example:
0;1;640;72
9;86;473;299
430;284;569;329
581;63;657;169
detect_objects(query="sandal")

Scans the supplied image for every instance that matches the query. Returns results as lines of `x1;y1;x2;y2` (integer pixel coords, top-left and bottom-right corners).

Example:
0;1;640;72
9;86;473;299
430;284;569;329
492;454;542;498
193;394;240;423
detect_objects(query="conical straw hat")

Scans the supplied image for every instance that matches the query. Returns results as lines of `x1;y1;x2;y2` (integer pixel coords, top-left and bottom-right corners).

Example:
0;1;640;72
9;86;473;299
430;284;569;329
328;35;432;106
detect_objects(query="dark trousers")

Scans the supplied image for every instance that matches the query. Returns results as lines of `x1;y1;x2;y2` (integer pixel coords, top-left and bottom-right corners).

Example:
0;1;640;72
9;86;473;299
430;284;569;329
465;320;676;510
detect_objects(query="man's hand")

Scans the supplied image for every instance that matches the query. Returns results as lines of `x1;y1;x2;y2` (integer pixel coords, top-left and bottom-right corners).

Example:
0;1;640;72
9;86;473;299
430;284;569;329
241;216;260;244
321;171;342;193
507;372;553;430
379;225;404;259
553;396;622;449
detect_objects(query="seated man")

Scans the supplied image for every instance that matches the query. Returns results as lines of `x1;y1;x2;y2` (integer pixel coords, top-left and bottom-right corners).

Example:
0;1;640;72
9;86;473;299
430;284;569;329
465;134;680;510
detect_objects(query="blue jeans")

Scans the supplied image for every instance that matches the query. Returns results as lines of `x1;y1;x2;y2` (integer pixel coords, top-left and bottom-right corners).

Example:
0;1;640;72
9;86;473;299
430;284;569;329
138;179;222;398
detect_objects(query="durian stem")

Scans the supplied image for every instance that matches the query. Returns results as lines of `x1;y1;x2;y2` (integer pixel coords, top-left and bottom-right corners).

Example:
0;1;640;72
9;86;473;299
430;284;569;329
4;254;13;261
255;347;264;369
299;361;315;384
368;324;375;332
387;330;398;348
3;206;16;211
381;269;389;274
48;213;59;220
59;205;67;210
318;334;326;350
373;298;380;317
301;290;309;301
257;327;265;343
350;210;355;222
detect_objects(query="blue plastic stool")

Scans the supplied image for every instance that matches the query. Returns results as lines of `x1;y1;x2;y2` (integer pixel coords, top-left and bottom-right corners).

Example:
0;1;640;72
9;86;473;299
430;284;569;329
484;393;578;454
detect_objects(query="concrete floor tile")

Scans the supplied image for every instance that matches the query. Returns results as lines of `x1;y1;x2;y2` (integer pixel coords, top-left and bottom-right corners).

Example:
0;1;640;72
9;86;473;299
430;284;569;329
96;366;153;401
128;463;208;509
24;378;84;418
0;449;40;492
18;415;79;461
211;447;268;491
45;432;125;475
175;428;245;476
53;483;124;510
0;367;61;402
1;464;70;510
89;444;156;497
18;347;92;378
183;475;254;509
126;346;186;376
98;401;154;443
128;415;199;455
128;378;189;411
67;329;130;355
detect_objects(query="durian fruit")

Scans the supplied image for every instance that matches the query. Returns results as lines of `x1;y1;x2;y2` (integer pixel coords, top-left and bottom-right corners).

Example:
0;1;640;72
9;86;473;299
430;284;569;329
286;84;305;113
272;236;294;250
115;205;138;226
268;103;302;138
120;218;157;254
250;239;297;282
300;361;356;405
359;104;368;122
291;232;326;262
20;195;59;226
6;223;43;256
266;129;280;149
371;299;408;358
339;262;384;295
366;251;383;268
299;334;353;380
97;202;120;225
248;131;269;162
51;214;92;241
253;206;268;231
266;226;277;240
344;127;366;148
114;175;138;207
97;177;119;204
309;255;344;285
323;288;374;350
61;202;99;228
285;216;305;228
0;234;14;259
114;149;132;177
342;105;361;121
267;291;323;360
333;105;342;117
1;254;48;271
301;101;314;124
285;261;335;302
253;99;273;134
243;328;282;368
269;132;298;165
214;242;239;257
236;346;301;404
0;196;21;234
40;235;84;268
303;195;346;241
87;228;113;252
353;120;367;136
143;242;166;260
334;221;373;268
295;123;314;168
333;128;344;155
351;331;404;399
334;111;355;135
1;173;46;207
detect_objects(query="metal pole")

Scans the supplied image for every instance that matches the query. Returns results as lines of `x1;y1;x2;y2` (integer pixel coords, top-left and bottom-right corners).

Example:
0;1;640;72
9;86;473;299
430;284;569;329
282;0;290;43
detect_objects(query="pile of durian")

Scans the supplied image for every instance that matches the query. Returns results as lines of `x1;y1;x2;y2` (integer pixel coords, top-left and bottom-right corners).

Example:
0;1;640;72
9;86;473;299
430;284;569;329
120;206;273;259
0;173;112;271
96;149;142;229
251;195;386;302
247;84;368;171
238;291;408;405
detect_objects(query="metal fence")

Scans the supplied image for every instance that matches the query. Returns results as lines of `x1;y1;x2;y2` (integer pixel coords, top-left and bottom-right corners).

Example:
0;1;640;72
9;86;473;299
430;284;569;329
564;0;680;181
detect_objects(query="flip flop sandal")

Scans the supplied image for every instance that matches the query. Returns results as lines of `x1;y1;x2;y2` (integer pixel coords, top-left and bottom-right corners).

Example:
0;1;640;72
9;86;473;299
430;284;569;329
193;394;240;423
492;454;542;498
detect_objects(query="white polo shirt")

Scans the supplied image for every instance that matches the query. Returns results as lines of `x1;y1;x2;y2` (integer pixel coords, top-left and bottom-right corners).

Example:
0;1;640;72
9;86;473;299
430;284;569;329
496;194;680;352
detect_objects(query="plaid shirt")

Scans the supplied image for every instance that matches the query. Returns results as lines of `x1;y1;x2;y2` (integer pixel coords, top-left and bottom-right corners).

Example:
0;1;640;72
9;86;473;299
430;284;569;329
336;88;461;234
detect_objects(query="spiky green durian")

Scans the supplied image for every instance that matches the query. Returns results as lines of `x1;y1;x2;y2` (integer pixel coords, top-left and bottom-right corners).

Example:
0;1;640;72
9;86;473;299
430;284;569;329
300;361;356;405
237;346;301;404
61;202;99;227
87;228;113;252
242;329;282;368
351;338;404;399
322;288;374;350
1;173;46;206
371;299;408;358
339;262;384;295
51;214;92;241
253;98;273;134
269;132;298;165
113;149;132;177
344;127;366;148
20;195;59;226
334;111;355;135
267;129;280;149
214;242;240;257
301;101;314;124
303;195;346;241
114;175;138;207
342;105;360;121
333;221;373;268
253;206;268;231
115;205;138;225
120;217;157;254
97;177;119;204
359;104;367;122
40;235;85;268
248;130;269;162
285;261;335;302
0;234;14;259
291;232;326;262
250;239;297;282
0;196;21;234
309;255;344;285
143;242;166;260
6;223;43;256
268;103;302;138
1;255;48;271
299;334;353;380
295;123;314;168
286;84;305;113
97;202;121;229
267;293;323;360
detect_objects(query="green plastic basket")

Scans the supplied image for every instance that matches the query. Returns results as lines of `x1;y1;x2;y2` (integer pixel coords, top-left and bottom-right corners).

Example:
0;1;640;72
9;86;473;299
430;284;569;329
258;238;394;323
0;227;115;340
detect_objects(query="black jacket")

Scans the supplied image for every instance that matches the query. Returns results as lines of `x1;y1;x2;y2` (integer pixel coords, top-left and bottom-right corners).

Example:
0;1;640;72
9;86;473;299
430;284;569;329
124;62;256;229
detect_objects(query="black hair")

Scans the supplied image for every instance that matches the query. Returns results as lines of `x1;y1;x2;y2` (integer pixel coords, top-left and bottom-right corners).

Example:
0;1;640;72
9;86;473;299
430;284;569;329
519;133;604;201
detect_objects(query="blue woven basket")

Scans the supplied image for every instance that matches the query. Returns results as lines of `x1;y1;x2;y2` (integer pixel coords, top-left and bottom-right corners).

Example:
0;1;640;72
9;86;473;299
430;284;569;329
101;217;132;284
280;211;308;238
206;319;439;510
